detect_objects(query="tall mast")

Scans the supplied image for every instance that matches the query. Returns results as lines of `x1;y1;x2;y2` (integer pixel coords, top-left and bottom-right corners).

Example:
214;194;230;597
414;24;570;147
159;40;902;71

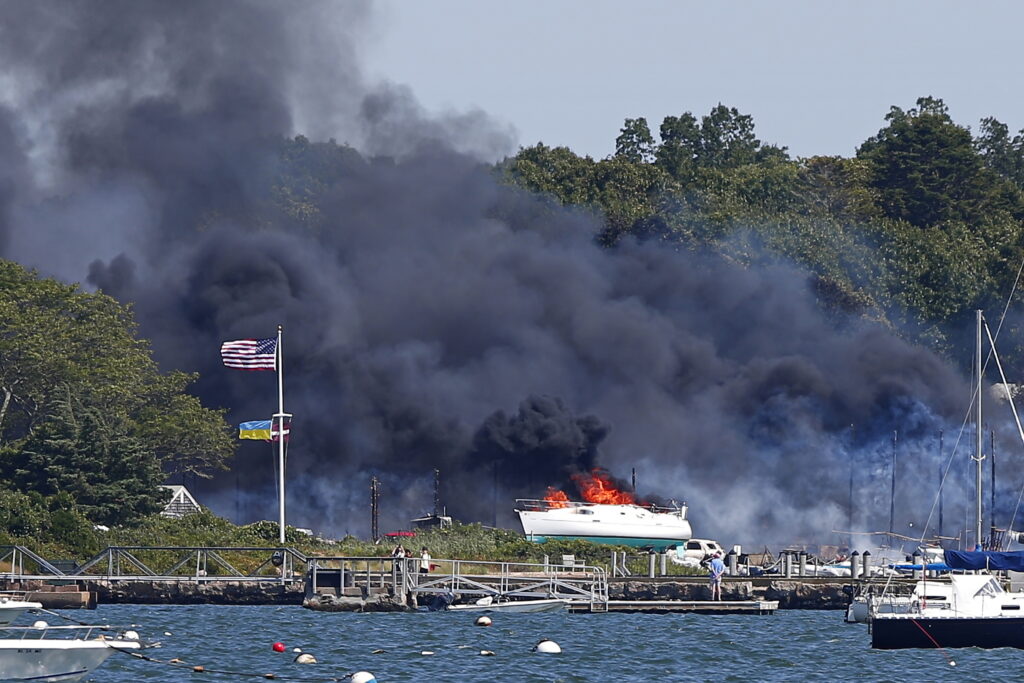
975;309;984;549
276;325;286;545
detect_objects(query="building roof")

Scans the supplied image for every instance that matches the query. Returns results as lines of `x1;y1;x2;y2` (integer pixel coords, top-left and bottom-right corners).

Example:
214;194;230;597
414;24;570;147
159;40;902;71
159;484;201;518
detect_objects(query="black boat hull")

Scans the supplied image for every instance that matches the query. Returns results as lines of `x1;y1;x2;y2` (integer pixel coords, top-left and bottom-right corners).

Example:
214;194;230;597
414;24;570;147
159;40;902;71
871;616;1024;649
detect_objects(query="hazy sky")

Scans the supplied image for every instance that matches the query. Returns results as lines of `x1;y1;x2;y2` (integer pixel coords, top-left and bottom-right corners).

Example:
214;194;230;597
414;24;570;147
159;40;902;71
364;0;1024;160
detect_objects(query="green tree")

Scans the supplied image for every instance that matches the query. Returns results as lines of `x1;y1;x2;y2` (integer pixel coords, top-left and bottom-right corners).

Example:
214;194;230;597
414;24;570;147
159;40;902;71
975;116;1024;190
502;144;597;205
614;117;656;164
697;104;763;168
136;372;235;480
857;96;1024;228
0;260;235;524
655;112;701;183
8;390;169;526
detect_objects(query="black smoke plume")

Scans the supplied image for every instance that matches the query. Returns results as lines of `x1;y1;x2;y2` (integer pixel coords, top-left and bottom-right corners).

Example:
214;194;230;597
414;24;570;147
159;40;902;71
0;1;1009;546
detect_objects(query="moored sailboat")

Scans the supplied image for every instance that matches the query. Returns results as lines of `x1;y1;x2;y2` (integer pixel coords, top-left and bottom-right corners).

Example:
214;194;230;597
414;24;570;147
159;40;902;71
870;310;1024;649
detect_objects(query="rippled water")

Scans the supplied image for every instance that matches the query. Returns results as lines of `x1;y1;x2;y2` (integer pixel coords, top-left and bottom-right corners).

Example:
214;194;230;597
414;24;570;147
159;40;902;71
66;604;1021;682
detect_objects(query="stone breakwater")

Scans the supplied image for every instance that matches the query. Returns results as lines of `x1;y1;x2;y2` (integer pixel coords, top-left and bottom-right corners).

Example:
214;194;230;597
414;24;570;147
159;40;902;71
302;591;413;613
1;579;305;605
609;578;851;610
1;577;854;610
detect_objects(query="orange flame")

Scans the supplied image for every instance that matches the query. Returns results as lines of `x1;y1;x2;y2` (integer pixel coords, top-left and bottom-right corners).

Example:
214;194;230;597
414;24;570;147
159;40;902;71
572;469;636;505
543;487;570;508
544;469;637;506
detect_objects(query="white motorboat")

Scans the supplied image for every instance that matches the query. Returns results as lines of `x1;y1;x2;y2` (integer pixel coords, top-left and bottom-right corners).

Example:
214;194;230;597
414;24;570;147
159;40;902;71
515;499;692;551
0;623;142;682
446;597;570;613
0;596;42;627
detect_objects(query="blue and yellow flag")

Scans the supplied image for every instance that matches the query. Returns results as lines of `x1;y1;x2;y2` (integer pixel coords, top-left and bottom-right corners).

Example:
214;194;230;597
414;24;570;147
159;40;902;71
239;420;273;441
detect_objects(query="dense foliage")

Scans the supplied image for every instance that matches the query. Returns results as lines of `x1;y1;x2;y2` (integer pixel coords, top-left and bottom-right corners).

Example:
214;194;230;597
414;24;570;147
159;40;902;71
0;261;235;526
501;96;1024;366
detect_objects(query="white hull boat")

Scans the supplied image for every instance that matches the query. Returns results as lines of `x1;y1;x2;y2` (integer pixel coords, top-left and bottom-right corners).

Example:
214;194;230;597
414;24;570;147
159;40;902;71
868;312;1024;649
447;598;570;613
0;597;42;627
516;499;692;550
0;625;142;682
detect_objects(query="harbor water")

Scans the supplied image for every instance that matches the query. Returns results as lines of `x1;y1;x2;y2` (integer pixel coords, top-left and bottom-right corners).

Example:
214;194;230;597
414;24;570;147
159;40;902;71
82;604;1014;681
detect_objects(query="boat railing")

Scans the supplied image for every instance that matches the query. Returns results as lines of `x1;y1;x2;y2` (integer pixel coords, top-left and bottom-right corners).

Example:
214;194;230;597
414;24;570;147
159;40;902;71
1;624;112;640
514;498;685;514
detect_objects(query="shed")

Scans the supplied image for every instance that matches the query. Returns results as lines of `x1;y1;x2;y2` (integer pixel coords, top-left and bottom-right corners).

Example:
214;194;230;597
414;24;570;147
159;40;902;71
160;485;201;518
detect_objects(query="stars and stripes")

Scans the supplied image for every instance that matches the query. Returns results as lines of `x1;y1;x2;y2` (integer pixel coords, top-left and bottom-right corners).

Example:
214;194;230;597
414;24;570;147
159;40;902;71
220;338;277;370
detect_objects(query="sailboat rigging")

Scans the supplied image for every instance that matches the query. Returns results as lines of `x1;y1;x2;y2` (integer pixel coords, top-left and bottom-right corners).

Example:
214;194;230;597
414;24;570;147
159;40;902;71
870;310;1024;649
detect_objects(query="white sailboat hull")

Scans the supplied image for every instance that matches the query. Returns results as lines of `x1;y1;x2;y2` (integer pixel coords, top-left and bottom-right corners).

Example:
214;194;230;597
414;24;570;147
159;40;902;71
516;501;692;550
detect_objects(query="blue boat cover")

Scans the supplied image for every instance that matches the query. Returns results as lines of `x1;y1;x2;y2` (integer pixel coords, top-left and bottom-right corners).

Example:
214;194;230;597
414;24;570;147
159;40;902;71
944;550;1024;571
888;562;952;571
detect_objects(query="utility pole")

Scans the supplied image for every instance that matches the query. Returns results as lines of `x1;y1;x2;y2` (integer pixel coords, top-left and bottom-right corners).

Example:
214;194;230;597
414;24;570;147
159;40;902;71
370;476;380;542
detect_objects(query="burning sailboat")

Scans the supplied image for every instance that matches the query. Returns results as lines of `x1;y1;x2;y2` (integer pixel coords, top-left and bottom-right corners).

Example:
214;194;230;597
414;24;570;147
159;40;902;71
515;470;692;551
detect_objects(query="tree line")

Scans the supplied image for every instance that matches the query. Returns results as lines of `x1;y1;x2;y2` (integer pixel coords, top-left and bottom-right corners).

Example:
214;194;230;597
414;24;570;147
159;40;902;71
0;260;234;535
501;96;1024;363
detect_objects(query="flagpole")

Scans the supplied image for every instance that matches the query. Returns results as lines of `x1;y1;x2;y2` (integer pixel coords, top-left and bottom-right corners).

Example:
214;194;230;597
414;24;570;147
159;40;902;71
276;324;286;545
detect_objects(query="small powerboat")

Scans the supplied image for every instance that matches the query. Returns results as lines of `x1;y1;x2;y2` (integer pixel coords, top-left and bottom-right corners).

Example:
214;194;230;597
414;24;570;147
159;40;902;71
0;622;143;682
446;596;570;613
0;596;42;627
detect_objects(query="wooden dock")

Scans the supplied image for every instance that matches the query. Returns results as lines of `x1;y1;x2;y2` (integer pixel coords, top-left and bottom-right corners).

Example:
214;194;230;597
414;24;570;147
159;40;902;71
570;599;778;615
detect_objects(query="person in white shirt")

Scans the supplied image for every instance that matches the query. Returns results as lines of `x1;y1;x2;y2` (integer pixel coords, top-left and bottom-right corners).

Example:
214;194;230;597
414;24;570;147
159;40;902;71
419;547;431;574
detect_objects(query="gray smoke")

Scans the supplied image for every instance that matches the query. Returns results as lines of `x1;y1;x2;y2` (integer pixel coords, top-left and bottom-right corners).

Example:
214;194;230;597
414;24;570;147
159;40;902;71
0;1;1006;547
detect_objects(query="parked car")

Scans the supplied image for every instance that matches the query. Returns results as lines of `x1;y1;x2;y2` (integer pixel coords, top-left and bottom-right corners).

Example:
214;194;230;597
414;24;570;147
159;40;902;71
676;539;726;563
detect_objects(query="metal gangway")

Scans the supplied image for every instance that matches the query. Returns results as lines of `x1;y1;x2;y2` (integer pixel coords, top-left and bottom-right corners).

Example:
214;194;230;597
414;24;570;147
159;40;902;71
401;557;609;611
0;545;308;583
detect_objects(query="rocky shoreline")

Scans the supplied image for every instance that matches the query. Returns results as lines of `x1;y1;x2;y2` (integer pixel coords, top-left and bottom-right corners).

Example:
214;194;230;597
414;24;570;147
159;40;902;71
2;577;862;611
609;577;851;610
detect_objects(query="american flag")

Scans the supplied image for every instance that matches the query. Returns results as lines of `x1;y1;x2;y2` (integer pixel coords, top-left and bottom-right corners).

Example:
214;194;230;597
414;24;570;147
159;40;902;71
220;338;277;370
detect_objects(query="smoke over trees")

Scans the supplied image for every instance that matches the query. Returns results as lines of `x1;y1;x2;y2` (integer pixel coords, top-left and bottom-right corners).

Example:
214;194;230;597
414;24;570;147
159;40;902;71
0;1;1015;546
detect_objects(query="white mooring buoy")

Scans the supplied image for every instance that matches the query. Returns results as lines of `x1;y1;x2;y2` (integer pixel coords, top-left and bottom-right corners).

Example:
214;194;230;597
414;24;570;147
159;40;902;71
350;672;377;683
533;639;561;654
475;615;492;626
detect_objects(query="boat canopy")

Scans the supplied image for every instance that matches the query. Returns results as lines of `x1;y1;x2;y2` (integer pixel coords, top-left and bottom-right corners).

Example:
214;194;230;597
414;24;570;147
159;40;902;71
944;549;1024;571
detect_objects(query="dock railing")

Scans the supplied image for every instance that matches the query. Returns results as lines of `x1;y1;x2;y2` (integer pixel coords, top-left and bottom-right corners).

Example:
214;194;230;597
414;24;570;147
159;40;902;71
406;557;609;610
0;545;309;584
306;556;610;610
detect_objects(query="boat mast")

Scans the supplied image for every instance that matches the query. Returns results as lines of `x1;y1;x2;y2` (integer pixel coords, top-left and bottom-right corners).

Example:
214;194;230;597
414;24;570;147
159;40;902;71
975;309;985;549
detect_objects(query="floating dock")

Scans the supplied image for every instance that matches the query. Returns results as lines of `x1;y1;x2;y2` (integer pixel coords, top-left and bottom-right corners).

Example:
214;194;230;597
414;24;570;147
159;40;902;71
570;599;778;614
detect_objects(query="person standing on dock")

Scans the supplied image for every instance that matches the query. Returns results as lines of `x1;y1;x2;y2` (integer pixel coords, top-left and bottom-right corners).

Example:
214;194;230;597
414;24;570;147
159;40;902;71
419;547;431;574
708;552;726;601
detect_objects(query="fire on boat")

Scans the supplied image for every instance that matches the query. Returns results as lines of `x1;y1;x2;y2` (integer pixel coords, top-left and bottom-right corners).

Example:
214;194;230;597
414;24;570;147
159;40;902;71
515;469;692;551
